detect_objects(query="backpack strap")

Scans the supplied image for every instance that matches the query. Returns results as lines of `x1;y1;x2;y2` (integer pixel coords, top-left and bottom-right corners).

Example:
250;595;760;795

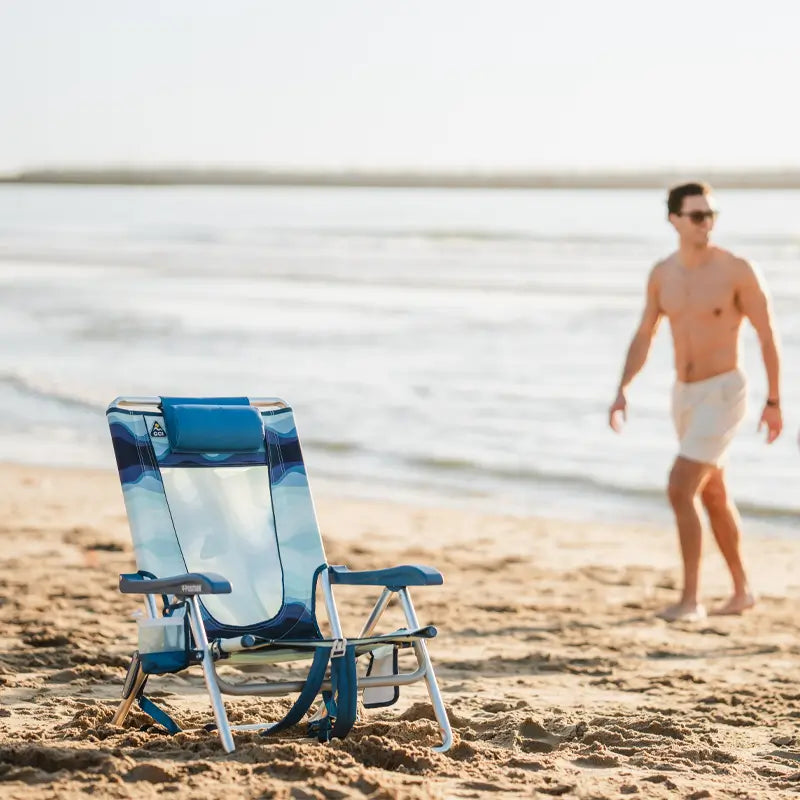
329;644;358;739
310;643;358;742
137;693;182;735
260;645;332;736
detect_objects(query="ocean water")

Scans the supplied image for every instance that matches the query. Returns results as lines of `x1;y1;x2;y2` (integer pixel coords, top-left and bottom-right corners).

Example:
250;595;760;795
1;184;799;533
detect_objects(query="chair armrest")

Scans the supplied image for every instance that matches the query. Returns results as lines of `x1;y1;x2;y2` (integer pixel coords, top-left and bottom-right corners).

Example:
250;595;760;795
328;564;443;589
119;572;232;595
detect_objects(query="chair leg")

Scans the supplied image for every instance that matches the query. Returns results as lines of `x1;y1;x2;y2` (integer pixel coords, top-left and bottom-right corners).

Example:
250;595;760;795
188;597;235;753
397;589;453;753
111;656;147;727
113;595;158;727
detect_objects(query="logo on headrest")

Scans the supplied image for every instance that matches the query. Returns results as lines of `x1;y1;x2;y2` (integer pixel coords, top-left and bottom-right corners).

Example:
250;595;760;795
150;421;166;438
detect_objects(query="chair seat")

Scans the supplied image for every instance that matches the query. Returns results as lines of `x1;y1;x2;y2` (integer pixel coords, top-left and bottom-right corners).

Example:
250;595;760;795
217;625;437;659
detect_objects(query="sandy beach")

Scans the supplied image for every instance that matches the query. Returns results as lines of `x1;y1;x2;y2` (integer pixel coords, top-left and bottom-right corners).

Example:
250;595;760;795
2;463;800;799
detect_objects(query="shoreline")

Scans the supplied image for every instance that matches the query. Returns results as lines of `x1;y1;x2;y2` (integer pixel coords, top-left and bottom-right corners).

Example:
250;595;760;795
1;460;794;592
3;457;797;544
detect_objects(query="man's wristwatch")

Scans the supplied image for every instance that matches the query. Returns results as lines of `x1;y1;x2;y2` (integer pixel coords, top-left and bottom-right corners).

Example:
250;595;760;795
766;398;780;408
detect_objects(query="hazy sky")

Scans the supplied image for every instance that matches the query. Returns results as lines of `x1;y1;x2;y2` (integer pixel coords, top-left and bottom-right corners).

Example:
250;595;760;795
1;0;798;172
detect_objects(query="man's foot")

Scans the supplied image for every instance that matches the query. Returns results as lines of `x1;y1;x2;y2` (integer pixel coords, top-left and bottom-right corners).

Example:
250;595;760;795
711;593;755;616
655;602;707;623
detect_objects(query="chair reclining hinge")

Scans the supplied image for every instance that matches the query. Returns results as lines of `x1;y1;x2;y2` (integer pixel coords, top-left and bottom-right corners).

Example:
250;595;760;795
331;638;347;658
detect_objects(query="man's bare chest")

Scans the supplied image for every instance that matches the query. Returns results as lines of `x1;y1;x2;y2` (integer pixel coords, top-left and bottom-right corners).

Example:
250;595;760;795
658;270;737;319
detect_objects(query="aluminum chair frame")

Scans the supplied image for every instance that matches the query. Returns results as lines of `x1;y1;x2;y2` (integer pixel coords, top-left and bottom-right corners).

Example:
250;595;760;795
108;397;452;754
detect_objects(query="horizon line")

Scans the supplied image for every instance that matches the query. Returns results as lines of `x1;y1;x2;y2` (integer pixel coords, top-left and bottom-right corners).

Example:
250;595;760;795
4;166;800;190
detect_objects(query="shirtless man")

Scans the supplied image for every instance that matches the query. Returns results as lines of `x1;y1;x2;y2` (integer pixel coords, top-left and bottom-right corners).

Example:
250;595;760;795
608;182;782;622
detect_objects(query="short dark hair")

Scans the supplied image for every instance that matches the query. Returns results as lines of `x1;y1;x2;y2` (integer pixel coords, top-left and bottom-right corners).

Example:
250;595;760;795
667;181;712;216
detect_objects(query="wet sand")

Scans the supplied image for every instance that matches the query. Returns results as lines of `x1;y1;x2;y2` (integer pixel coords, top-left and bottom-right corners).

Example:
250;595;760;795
1;463;800;799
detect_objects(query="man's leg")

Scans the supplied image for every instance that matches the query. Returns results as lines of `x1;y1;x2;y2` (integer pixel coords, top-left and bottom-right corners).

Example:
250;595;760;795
658;456;713;621
701;468;754;615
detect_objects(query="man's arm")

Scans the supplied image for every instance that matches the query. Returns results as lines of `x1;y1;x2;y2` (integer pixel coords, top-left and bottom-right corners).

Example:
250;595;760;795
736;259;783;442
609;265;663;431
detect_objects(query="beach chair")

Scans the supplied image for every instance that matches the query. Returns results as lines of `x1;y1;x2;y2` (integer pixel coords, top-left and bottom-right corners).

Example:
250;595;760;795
106;396;452;753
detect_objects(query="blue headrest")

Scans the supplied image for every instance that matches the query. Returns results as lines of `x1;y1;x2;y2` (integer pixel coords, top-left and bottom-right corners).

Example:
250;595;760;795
161;396;250;407
161;403;265;453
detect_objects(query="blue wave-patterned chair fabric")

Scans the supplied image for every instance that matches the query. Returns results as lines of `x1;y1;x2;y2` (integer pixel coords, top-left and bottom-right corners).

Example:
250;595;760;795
106;396;452;754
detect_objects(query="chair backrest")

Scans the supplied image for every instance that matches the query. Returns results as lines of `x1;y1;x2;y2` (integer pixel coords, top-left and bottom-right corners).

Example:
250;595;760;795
107;397;327;640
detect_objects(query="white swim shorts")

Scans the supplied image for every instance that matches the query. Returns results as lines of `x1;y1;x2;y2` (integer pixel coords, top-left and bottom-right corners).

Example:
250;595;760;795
671;368;747;466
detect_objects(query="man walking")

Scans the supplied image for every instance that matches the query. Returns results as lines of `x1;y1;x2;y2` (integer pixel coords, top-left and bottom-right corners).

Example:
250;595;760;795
609;182;782;621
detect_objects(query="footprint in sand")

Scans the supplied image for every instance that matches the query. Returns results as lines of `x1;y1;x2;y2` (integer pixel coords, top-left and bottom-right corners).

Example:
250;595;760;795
517;719;564;753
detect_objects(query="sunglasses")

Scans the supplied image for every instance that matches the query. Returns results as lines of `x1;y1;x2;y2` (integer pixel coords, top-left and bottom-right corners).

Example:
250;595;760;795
678;210;718;224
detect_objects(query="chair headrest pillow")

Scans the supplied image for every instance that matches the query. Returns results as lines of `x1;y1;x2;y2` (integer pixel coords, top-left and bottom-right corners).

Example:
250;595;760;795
162;403;265;453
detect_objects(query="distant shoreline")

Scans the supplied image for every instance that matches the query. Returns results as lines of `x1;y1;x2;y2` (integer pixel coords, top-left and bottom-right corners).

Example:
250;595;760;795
3;168;800;190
